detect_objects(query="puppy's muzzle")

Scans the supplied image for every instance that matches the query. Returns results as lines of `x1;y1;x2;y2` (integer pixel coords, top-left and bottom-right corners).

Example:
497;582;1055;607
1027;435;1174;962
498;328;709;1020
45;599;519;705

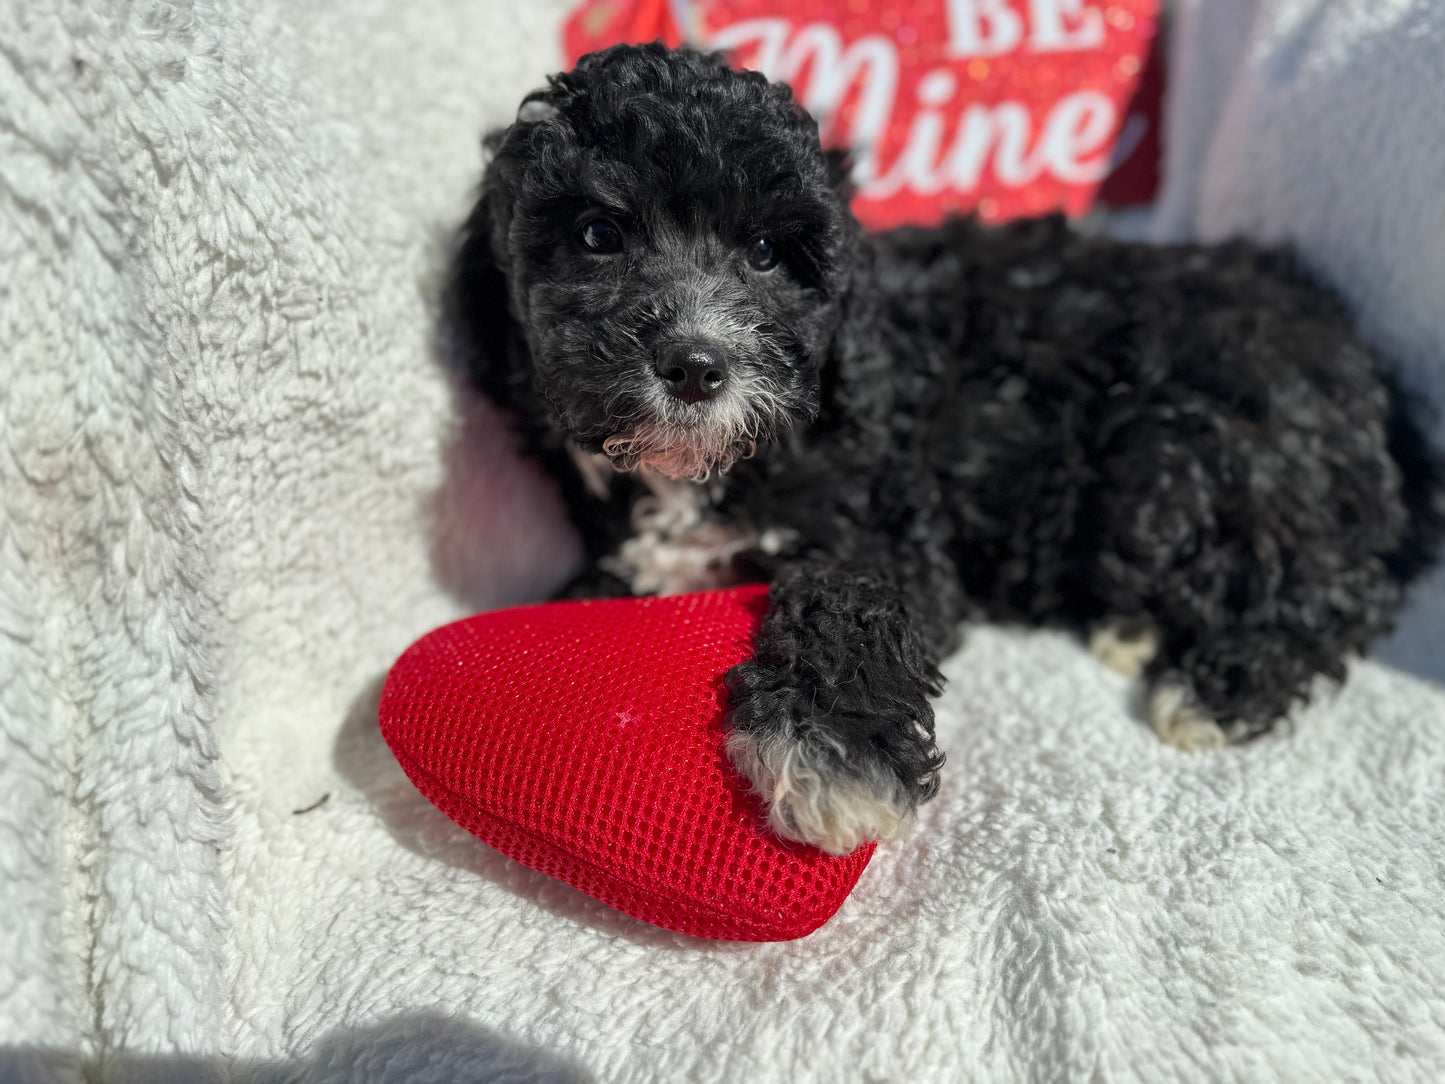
655;341;730;404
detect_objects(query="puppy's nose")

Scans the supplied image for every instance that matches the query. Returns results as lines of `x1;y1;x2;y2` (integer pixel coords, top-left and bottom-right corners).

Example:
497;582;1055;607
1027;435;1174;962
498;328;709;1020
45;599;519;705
654;342;730;404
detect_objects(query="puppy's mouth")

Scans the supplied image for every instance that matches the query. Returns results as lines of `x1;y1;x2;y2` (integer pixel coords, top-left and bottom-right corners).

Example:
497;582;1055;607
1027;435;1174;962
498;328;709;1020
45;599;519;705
547;339;804;481
600;408;760;481
591;379;790;481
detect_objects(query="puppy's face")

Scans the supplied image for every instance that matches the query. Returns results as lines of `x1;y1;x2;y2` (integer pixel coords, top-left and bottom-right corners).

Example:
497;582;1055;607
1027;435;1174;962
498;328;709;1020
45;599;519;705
472;45;854;479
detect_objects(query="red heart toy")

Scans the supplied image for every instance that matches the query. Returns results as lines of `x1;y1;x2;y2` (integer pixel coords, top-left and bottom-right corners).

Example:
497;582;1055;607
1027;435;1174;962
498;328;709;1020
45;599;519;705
378;585;876;941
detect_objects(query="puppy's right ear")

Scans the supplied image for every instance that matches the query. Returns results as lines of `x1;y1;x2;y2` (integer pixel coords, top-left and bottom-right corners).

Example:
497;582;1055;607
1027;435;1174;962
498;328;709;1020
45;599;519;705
444;173;529;412
446;84;572;409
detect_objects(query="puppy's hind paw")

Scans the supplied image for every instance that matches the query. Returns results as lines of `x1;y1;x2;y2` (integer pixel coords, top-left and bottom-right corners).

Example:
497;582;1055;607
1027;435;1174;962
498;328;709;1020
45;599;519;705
1148;682;1228;752
1089;616;1161;679
725;730;915;856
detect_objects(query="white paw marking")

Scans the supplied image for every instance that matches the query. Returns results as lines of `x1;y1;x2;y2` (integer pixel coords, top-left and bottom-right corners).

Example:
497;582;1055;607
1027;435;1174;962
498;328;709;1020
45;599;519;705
1148;682;1228;752
1089;617;1161;679
726;730;913;856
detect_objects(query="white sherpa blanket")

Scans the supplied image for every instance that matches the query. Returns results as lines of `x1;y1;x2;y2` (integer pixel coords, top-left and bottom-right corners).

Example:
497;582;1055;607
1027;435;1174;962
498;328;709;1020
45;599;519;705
2;2;1444;1081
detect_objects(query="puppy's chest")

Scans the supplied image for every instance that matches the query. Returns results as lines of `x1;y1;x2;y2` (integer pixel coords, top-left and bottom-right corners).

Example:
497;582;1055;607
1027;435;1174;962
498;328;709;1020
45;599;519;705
577;455;791;596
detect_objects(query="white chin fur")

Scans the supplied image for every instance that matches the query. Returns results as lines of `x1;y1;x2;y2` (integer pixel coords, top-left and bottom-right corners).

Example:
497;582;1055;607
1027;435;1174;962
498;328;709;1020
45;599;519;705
601;380;787;480
603;431;753;481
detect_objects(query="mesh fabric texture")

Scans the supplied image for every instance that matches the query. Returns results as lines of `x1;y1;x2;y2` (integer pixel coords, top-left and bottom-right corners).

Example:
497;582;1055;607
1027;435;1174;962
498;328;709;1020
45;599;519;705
378;585;875;941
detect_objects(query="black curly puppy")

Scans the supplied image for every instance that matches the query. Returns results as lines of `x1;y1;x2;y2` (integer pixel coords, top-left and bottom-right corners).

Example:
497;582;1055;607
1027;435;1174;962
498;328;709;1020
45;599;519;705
448;43;1443;854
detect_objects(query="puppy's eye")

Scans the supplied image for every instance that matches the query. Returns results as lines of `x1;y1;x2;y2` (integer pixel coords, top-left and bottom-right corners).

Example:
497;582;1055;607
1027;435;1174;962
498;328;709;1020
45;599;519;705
745;237;779;273
577;217;624;255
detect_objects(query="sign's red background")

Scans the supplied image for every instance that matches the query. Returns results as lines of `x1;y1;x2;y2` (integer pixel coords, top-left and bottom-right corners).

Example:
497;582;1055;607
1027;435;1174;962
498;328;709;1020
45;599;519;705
564;0;1162;230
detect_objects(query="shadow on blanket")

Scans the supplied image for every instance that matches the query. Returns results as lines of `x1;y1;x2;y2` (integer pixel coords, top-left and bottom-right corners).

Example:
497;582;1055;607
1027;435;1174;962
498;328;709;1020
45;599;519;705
0;1011;589;1084
332;676;757;953
425;342;584;616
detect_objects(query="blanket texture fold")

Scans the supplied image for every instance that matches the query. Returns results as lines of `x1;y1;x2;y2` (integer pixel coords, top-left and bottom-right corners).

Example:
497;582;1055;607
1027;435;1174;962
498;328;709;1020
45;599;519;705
2;2;1443;1081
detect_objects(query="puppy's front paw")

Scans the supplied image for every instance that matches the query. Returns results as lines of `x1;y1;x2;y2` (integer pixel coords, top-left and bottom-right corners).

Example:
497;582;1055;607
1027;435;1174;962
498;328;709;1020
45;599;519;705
723;657;943;855
725;729;915;855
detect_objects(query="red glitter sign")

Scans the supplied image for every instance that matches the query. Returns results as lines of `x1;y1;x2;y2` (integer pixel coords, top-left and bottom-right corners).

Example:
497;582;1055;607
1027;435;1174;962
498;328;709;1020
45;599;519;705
564;0;1161;230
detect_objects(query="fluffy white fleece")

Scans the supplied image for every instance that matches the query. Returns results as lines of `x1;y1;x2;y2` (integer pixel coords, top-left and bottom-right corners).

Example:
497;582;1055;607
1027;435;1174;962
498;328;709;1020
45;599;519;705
2;2;1443;1082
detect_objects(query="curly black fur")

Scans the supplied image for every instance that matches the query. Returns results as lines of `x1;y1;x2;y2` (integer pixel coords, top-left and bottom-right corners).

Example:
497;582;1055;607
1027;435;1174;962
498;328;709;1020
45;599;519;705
447;43;1445;853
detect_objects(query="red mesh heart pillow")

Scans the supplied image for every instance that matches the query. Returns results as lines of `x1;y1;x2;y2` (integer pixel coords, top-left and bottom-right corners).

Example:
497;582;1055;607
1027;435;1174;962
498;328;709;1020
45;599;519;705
378;585;875;941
